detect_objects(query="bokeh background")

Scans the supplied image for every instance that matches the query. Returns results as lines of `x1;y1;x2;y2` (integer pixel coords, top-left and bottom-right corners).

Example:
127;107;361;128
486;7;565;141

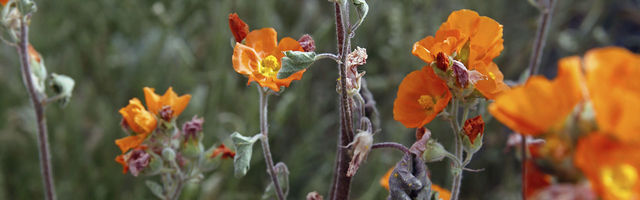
1;0;639;199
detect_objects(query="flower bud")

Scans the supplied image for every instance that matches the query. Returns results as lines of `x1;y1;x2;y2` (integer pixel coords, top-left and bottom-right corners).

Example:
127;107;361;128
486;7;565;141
228;13;249;43
211;144;235;159
435;52;449;71
347;130;373;177
298;34;316;52
182;115;204;141
462;115;485;153
159;105;174;122
161;148;176;161
452;60;485;88
422;139;447;163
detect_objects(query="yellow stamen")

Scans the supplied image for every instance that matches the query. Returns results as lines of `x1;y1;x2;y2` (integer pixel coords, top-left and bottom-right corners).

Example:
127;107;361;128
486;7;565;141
418;95;436;111
600;164;637;199
259;55;280;78
488;72;496;80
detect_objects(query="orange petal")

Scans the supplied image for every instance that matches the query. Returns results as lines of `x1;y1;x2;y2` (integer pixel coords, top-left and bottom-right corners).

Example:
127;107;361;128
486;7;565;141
489;57;584;135
245;28;277;58
143;87;162;114
431;184;452;200
232;43;261;76
380;167;393;190
474;62;509;99
585;47;640;142
160;87;191;117
393;66;452;128
274;37;303;61
28;44;42;63
119;98;157;134
115;135;144;153
115;155;128;174
575;133;640;200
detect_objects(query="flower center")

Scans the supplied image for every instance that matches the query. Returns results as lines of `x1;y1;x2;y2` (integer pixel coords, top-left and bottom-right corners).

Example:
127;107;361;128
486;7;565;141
488;71;496;80
418;95;436;111
600;163;637;199
259;55;281;78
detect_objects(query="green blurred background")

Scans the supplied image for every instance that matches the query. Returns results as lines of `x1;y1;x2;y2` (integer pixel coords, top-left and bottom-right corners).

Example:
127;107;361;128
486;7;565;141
0;0;638;199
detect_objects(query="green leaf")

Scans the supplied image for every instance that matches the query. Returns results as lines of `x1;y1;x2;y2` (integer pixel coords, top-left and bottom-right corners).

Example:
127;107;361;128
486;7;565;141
457;40;471;66
276;51;316;79
231;132;262;177
261;162;290;200
145;180;165;200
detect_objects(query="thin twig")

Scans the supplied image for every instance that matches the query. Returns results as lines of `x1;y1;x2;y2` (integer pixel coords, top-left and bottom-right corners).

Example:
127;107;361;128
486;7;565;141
257;86;285;200
17;16;56;200
371;142;410;154
315;53;341;63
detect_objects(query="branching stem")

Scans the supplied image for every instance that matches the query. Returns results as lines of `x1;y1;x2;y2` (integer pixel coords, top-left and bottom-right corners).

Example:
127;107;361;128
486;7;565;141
257;86;285;200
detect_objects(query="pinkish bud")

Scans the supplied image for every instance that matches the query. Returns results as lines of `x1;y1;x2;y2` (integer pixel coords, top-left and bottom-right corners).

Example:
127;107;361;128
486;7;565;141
159;105;174;121
127;149;151;177
182;116;204;141
452;60;485;88
298;34;316;52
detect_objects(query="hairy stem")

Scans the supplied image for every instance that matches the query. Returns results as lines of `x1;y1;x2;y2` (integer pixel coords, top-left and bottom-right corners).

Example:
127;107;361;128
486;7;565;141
372;142;410;154
330;1;355;200
527;0;556;75
257;86;285;200
449;99;463;200
17;16;56;200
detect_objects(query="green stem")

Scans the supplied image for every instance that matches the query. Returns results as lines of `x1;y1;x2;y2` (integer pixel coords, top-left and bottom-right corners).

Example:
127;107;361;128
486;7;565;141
257;86;285;200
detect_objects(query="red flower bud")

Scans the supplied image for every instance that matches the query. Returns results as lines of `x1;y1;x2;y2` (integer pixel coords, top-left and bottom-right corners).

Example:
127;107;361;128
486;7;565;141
463;115;485;144
229;13;249;43
436;52;449;71
298;34;316;52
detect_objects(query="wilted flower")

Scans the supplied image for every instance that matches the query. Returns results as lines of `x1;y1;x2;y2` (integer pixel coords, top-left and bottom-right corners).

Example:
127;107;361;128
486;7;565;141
298;34;316;52
211;144;235;159
346;129;373;177
127;149;151;177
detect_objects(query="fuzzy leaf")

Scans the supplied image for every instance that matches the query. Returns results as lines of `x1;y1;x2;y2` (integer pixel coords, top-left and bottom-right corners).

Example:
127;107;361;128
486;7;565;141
231;132;262;177
145;180;165;199
276;51;316;79
388;153;431;200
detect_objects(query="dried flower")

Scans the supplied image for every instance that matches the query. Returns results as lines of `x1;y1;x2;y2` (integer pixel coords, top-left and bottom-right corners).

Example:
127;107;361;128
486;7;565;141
347;130;373;177
127;149;151;177
305;191;323;200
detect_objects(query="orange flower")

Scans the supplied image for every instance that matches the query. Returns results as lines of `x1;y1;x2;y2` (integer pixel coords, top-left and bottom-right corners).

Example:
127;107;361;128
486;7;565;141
575;133;640;200
393;66;452;128
229;13;249;43
584;47;640;142
115;154;128;174
380;167;393;190
116;98;157;153
0;0;8;6
412;9;508;99
488;57;584;135
232;28;306;92
143;87;191;117
463;115;484;144
431;184;452;200
211;144;235;159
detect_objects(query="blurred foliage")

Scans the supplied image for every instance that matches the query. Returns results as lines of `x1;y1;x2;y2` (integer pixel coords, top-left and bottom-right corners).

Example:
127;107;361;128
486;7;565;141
0;0;638;199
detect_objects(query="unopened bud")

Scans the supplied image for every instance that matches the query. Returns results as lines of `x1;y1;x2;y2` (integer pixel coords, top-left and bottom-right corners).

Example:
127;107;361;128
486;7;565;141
306;191;324;200
182;115;204;141
422;139;447;163
161;148;176;161
159;106;174;121
463;115;485;153
298;34;316;52
228;13;249;43
435;52;449;71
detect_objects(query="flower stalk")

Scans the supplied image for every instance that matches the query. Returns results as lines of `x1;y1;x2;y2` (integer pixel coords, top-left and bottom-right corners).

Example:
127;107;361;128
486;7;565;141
16;15;57;200
257;86;285;200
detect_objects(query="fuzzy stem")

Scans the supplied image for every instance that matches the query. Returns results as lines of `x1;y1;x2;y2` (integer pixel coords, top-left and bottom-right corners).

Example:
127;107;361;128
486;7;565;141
17;16;56;200
257;86;285;200
329;1;355;199
449;99;463;200
371;142;410;154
